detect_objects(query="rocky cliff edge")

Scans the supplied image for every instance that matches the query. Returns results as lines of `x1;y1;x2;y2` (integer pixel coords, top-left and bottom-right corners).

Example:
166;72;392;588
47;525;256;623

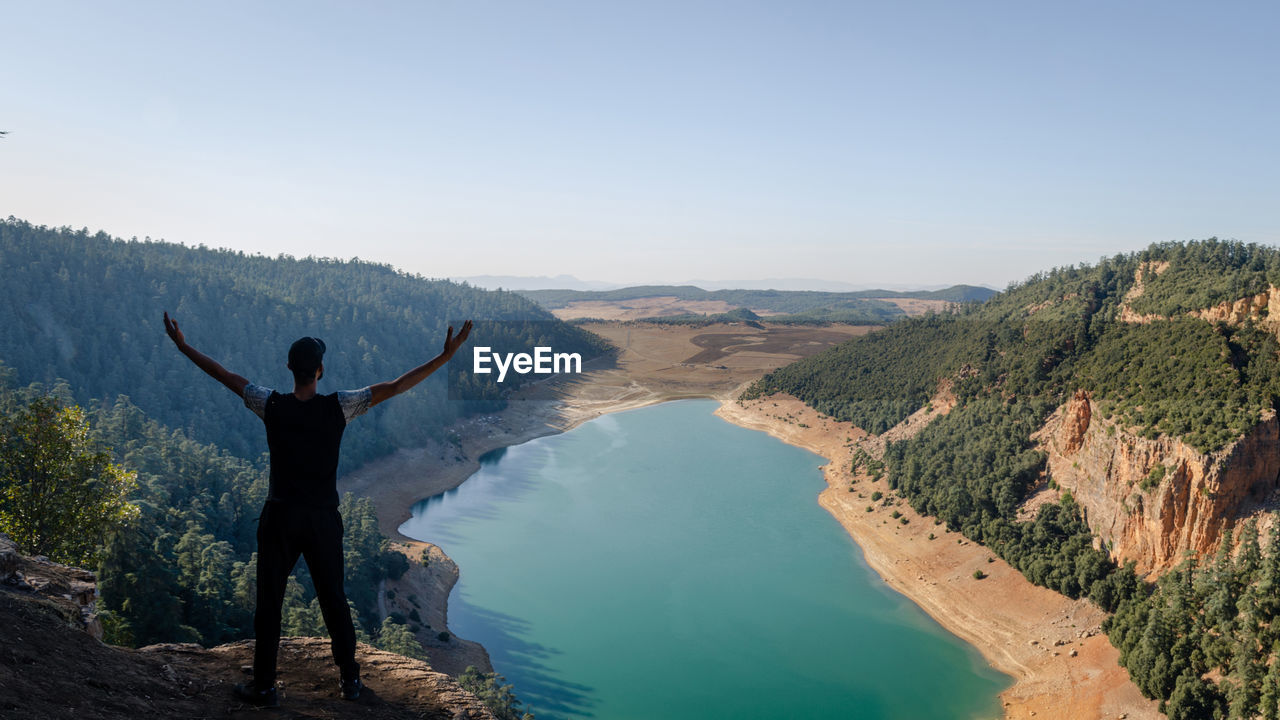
1037;389;1280;576
0;533;497;719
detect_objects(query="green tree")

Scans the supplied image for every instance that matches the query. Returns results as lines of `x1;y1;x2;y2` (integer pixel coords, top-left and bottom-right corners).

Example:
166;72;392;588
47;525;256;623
1165;669;1226;720
1260;651;1280;720
0;395;138;565
376;616;427;661
458;666;535;720
1227;630;1263;719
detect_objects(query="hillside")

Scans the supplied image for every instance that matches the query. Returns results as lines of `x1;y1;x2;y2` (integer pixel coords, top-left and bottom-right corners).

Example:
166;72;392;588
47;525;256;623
0;218;610;471
747;238;1280;718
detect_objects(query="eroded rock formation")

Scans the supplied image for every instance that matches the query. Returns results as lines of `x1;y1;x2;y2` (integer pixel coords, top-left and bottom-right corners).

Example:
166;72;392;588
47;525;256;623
1039;390;1280;575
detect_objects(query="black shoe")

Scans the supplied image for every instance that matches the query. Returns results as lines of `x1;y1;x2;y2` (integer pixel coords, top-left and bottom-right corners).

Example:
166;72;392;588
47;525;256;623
234;681;279;707
340;671;362;700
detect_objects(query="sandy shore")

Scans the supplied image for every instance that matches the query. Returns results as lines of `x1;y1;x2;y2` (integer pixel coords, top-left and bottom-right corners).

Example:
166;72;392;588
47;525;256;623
341;321;1160;719
715;393;1160;720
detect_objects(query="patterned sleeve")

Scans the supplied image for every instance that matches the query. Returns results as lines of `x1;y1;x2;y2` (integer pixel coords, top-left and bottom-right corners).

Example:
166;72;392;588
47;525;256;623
243;383;272;420
338;387;373;423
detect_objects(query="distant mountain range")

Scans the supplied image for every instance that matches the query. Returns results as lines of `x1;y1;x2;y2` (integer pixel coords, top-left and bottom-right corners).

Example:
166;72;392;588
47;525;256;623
450;274;621;291
453;274;998;294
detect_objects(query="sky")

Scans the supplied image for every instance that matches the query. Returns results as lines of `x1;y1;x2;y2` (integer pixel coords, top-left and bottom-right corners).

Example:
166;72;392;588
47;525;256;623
3;1;1278;289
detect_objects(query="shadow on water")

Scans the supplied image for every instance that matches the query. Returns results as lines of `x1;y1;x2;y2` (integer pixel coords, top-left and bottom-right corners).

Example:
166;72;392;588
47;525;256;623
450;598;598;720
478;446;507;466
402;449;594;717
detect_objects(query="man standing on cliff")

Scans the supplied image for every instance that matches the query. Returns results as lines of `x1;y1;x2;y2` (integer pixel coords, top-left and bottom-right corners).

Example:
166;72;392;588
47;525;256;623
163;312;472;707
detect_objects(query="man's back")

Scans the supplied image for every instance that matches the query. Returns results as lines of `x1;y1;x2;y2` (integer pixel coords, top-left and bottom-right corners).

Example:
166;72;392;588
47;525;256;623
245;385;370;508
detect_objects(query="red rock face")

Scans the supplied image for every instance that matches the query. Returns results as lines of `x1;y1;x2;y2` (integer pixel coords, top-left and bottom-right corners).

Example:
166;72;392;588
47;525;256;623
1039;393;1280;577
1061;389;1092;454
1190;287;1280;327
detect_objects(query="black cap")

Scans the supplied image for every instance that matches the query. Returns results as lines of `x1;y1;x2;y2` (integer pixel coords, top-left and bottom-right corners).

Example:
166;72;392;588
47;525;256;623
288;336;326;372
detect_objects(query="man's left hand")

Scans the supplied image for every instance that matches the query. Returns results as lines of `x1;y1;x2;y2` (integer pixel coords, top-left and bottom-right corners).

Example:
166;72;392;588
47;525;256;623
444;320;473;358
163;312;187;349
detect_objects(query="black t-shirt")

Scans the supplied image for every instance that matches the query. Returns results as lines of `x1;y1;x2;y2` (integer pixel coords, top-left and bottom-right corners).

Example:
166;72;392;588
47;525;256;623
243;384;371;508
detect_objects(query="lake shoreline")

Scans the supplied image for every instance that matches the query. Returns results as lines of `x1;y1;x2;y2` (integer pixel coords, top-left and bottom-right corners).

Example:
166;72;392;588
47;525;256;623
342;321;1159;719
714;393;1161;720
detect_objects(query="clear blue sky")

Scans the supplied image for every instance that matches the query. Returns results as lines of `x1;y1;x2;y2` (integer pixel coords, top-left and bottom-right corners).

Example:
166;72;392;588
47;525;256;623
3;1;1277;289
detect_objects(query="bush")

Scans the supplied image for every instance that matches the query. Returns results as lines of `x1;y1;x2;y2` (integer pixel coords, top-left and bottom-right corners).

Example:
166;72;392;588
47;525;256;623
382;550;410;580
458;666;535;720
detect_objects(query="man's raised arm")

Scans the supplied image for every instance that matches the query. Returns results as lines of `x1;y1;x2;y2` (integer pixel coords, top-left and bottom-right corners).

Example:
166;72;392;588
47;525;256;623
369;320;472;408
163;311;250;397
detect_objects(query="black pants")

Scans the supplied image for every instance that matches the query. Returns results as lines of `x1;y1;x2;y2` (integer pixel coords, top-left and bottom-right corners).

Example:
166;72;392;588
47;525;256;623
253;501;357;685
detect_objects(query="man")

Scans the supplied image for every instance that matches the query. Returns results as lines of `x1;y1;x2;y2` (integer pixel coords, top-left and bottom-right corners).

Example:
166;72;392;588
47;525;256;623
163;312;472;706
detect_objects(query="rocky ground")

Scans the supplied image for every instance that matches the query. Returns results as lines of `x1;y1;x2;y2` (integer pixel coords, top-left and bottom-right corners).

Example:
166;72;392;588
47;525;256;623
0;535;496;720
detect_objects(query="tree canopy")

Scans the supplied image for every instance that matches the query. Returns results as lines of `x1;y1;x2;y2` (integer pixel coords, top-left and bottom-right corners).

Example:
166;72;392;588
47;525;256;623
0;393;137;565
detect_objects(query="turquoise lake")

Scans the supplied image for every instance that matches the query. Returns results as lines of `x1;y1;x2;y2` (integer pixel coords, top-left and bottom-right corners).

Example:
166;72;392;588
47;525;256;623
400;399;1009;720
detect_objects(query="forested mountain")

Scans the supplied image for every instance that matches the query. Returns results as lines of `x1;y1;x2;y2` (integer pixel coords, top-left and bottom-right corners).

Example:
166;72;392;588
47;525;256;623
751;240;1280;453
748;238;1280;718
519;283;996;313
0;218;610;471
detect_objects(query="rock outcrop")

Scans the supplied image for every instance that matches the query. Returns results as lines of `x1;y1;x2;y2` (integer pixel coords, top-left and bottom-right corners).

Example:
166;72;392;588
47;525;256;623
0;533;101;639
1191;285;1280;329
1038;390;1280;576
1116;261;1169;324
0;534;498;719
